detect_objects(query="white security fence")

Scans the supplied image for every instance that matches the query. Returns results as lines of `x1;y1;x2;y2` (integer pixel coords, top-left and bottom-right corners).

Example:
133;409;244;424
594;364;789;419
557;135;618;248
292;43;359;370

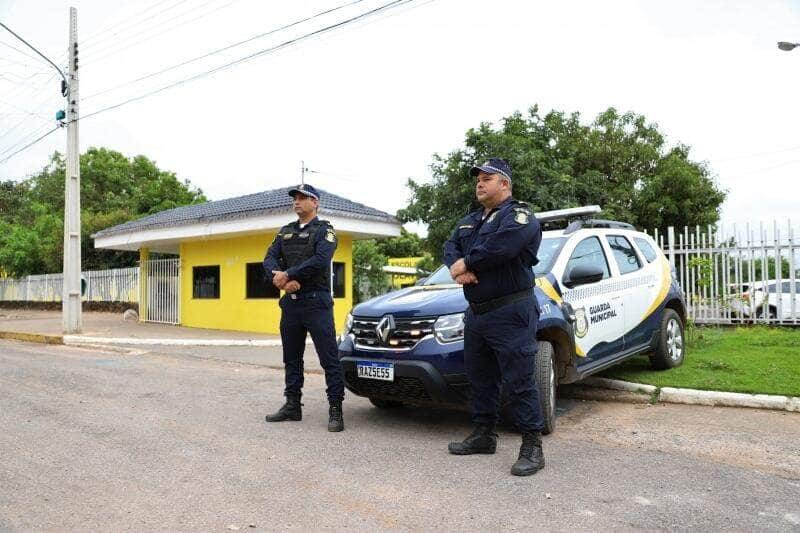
0;267;139;303
139;259;180;325
651;221;799;325
0;260;179;325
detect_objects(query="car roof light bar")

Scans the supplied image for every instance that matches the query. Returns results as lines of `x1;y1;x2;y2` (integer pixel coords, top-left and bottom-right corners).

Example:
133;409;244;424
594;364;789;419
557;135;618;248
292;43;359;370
536;205;602;223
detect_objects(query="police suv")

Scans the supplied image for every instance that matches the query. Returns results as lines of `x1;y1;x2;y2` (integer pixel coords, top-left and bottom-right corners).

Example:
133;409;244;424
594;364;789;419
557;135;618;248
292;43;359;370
338;206;686;434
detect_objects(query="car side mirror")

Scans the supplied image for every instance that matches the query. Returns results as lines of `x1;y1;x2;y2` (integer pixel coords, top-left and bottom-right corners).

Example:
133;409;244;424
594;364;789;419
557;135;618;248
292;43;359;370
563;264;605;288
414;276;428;286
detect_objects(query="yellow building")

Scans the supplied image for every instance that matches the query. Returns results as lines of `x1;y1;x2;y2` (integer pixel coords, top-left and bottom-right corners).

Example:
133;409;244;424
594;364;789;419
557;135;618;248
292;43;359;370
387;257;424;288
93;186;401;334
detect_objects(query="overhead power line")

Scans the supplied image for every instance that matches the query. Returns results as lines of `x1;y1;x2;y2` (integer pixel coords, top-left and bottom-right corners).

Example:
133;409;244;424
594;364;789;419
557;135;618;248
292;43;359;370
80;0;237;67
0;22;67;87
83;0;364;101
0;98;53;123
0;126;59;165
80;0;423;122
80;0;193;51
0;38;43;62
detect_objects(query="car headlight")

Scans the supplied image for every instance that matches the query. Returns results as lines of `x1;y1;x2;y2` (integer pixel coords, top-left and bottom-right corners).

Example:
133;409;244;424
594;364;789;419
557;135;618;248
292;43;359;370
344;312;354;335
434;313;465;343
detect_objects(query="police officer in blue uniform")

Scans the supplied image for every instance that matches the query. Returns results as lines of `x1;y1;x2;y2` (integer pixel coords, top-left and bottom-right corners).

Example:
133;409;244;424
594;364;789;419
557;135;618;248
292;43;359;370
443;158;546;476
263;184;345;432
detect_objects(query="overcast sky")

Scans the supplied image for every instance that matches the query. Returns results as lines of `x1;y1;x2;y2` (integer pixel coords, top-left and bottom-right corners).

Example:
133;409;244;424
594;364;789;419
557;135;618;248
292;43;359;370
2;0;800;241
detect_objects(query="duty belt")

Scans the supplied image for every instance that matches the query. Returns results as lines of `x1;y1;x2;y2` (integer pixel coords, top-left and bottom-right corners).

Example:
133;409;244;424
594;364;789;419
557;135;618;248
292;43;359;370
287;290;330;301
469;288;534;315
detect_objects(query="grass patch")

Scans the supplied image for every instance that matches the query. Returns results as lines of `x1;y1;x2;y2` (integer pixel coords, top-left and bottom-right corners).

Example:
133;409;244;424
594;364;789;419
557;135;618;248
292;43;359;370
600;326;800;397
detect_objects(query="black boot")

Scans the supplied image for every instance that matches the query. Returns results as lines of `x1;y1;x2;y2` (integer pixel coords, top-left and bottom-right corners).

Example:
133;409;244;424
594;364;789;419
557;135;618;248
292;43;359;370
448;425;497;455
265;396;302;422
510;431;545;476
328;402;344;432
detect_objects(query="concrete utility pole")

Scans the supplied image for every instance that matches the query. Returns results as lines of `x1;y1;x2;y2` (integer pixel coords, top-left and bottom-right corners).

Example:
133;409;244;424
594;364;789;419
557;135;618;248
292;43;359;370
300;160;305;185
62;6;81;333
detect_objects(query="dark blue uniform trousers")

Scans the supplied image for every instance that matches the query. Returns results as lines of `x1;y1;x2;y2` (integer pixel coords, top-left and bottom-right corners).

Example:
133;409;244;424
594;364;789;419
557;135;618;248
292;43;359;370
464;299;544;432
279;293;344;403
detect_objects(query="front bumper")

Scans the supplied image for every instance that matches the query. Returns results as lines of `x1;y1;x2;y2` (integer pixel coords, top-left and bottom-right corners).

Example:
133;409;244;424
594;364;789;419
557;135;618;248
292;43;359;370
340;356;469;406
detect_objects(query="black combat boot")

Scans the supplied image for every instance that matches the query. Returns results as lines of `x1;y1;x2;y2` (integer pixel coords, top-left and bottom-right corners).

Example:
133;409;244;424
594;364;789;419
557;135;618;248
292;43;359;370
447;425;497;455
265;396;302;422
510;431;545;476
328;402;344;432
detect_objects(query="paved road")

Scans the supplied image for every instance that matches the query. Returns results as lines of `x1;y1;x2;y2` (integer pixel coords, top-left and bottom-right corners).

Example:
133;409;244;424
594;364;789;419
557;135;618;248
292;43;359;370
1;340;799;532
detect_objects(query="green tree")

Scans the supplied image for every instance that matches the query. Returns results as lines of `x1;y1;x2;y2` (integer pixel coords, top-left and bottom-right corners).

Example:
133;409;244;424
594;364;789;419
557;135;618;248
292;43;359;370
0;148;206;276
376;228;426;258
352;240;389;303
399;106;726;260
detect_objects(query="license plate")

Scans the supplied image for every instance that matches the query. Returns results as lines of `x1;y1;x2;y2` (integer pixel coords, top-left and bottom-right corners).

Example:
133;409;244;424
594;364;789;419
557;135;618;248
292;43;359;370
357;361;394;381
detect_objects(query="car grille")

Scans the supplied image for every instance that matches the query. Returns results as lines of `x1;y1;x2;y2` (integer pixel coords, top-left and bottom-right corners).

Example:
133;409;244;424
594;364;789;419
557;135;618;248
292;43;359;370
352;316;436;350
345;372;432;401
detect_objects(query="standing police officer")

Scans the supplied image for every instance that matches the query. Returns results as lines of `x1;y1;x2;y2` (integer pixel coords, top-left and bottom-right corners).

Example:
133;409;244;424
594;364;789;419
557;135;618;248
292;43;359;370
443;158;546;476
263;184;345;432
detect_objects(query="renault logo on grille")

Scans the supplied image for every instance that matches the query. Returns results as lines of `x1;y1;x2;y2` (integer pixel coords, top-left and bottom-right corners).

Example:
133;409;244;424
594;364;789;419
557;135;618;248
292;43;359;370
375;315;396;345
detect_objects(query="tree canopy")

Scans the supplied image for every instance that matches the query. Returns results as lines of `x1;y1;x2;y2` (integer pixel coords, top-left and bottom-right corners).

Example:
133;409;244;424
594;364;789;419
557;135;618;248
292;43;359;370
398;106;727;260
0;147;206;276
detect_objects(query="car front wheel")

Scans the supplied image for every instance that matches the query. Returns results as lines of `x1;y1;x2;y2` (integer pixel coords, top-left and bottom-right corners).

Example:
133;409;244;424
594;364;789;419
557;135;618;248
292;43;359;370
534;340;557;435
501;340;557;434
649;309;685;370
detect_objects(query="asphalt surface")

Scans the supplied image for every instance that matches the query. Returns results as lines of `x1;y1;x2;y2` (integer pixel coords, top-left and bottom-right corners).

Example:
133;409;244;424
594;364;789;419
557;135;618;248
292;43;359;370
1;340;799;532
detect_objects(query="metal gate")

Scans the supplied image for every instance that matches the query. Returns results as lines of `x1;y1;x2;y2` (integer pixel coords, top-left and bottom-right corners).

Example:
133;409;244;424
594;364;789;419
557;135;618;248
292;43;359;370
140;258;180;324
650;221;799;325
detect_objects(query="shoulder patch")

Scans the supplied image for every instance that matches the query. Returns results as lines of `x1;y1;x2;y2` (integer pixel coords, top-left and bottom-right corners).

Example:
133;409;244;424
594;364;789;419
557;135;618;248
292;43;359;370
514;211;530;224
325;229;336;243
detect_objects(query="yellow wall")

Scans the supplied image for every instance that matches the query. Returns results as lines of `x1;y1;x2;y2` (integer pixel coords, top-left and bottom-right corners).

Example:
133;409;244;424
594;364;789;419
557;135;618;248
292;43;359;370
180;232;353;335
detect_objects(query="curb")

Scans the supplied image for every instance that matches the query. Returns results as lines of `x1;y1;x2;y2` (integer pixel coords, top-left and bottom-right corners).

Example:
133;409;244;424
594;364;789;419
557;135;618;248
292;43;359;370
572;377;800;413
659;387;800;412
61;336;312;347
0;330;63;345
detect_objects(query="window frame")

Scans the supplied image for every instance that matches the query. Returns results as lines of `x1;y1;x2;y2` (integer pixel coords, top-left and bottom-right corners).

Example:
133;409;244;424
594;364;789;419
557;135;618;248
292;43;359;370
633;236;659;263
605;234;643;276
192;265;220;299
332;261;346;299
561;235;612;285
245;262;280;299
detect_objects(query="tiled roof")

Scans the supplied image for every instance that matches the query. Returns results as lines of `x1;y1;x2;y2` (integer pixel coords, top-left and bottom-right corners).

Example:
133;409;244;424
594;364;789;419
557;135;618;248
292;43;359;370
93;186;399;237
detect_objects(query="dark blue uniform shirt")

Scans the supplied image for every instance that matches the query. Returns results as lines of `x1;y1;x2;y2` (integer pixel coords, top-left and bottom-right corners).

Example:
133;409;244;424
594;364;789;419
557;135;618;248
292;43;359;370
443;197;542;303
262;216;337;295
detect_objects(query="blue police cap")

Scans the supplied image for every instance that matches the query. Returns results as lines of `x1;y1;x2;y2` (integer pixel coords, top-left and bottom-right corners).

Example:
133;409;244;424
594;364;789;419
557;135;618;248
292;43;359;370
469;158;512;182
288;183;320;200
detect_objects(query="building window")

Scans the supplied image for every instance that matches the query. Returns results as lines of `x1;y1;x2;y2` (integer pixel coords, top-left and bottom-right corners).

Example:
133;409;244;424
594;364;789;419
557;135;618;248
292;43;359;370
246;263;279;299
193;265;220;299
332;261;346;298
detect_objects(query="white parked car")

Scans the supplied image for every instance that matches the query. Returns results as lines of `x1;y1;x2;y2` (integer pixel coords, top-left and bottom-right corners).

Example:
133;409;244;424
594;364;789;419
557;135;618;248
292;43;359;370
730;280;800;320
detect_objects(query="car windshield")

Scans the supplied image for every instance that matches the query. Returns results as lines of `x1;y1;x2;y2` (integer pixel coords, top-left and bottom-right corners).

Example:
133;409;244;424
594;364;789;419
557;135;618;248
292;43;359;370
533;238;566;276
421;237;566;285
